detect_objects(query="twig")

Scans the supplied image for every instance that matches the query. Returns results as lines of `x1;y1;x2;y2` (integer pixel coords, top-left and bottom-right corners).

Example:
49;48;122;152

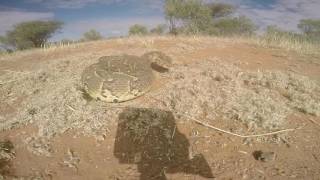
181;114;303;138
238;150;248;155
66;104;76;111
147;97;304;138
308;118;320;127
171;125;176;140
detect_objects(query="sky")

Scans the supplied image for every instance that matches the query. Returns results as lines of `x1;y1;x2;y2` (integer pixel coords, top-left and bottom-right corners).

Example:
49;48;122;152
0;0;320;41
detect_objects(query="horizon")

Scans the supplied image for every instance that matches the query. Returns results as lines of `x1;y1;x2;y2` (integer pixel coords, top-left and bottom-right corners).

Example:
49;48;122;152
0;0;320;41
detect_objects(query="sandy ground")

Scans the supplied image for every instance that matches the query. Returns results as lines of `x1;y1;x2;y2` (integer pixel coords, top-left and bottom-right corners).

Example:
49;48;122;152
0;36;320;179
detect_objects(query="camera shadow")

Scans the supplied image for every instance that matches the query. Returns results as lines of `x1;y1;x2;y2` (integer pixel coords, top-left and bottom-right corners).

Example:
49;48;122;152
114;107;213;180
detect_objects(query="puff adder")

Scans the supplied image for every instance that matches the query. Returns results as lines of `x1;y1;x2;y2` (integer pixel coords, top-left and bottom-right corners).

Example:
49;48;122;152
81;51;172;103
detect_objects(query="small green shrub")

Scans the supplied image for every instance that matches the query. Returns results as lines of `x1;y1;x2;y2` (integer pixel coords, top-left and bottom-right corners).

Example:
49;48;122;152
129;24;148;36
82;29;103;41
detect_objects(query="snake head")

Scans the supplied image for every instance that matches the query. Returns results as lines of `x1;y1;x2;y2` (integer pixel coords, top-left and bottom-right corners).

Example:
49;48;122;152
142;51;172;73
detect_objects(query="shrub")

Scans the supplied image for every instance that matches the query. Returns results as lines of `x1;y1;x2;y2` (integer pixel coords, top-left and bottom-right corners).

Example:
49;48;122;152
0;20;63;50
213;16;257;36
298;19;320;42
265;25;310;43
129;24;148;36
208;3;235;18
298;19;320;36
82;29;103;41
256;25;320;54
150;24;167;35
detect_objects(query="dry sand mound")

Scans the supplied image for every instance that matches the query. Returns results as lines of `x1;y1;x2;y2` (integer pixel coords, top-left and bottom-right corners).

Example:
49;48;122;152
0;54;319;156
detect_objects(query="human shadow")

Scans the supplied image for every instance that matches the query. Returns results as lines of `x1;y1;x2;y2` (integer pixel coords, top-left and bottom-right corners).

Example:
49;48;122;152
114;108;213;180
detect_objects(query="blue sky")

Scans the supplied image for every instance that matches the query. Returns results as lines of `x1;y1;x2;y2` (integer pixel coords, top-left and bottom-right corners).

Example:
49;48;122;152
1;0;320;41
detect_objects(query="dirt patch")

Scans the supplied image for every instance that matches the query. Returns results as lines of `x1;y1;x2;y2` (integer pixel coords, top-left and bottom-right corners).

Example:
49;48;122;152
0;37;320;179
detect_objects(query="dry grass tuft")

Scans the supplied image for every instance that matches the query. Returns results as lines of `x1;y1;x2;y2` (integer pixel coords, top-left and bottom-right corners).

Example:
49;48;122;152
154;58;319;130
250;35;320;56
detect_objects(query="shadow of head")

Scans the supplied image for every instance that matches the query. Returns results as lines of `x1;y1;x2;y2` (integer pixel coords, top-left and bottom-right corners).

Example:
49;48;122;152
114;107;213;180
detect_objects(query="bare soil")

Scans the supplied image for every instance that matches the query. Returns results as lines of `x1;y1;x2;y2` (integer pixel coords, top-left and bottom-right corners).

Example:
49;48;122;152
0;37;320;179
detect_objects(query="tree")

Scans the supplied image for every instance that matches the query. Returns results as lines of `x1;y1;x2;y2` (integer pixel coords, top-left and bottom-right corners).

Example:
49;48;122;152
164;0;183;34
208;3;235;18
182;0;212;34
164;0;211;34
164;0;257;36
298;19;320;36
1;20;63;50
129;24;148;36
213;16;257;36
150;24;167;35
83;29;103;41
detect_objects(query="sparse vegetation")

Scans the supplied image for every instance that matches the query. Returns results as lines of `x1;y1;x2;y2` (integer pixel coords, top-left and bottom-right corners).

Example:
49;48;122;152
298;19;320;37
212;16;257;36
254;25;320;55
60;38;74;44
82;29;103;41
0;2;317;57
1;37;319;155
164;0;256;36
150;24;167;35
0;20;63;50
2;1;320;179
128;24;148;36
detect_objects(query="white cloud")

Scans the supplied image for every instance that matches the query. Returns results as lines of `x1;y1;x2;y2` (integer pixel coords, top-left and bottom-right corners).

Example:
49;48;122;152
0;10;54;35
26;0;118;9
52;16;166;41
25;0;161;9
